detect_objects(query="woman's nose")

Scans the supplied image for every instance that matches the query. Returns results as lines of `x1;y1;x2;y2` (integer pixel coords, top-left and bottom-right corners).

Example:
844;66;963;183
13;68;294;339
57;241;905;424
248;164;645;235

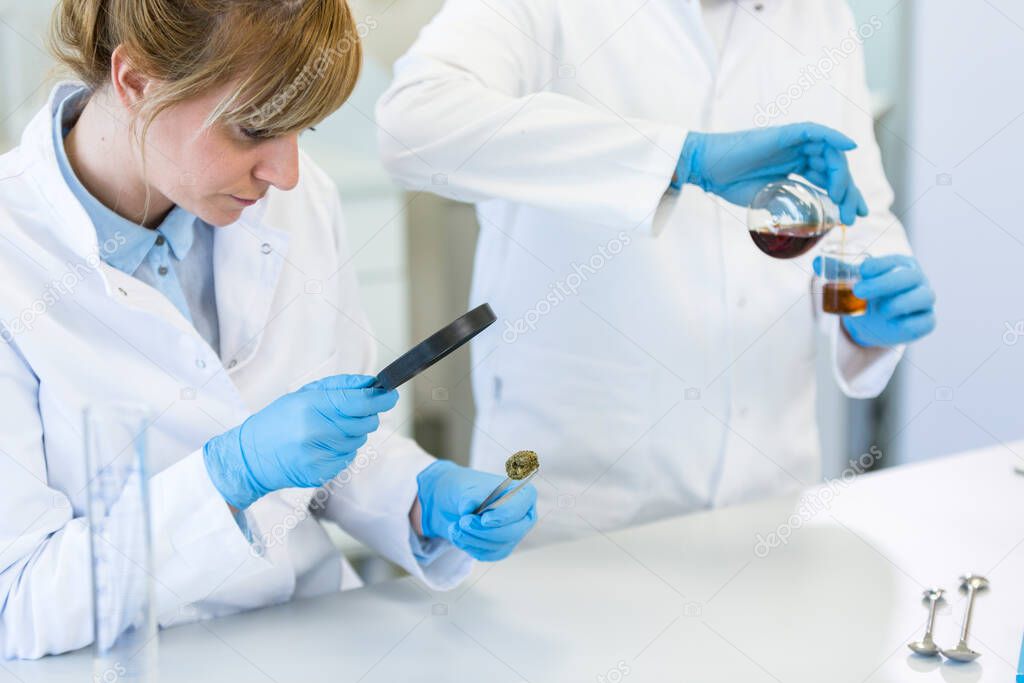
254;134;300;191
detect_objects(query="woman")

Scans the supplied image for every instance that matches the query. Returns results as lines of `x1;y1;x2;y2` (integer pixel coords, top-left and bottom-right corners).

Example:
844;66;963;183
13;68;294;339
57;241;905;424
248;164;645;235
0;0;535;659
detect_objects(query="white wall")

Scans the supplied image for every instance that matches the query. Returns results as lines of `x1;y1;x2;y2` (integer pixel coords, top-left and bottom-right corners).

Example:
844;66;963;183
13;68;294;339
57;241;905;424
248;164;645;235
0;2;57;149
894;1;1024;462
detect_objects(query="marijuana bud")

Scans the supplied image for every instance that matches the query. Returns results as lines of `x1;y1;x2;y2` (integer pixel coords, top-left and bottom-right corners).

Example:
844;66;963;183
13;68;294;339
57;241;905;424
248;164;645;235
505;450;539;480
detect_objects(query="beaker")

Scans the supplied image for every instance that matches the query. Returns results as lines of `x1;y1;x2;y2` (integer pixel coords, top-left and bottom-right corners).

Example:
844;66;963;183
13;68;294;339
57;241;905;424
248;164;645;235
84;404;157;682
747;179;841;258
818;242;868;316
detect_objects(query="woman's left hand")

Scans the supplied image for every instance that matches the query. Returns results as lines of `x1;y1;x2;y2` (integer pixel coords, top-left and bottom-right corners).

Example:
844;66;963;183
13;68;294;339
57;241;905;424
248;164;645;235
416;461;537;561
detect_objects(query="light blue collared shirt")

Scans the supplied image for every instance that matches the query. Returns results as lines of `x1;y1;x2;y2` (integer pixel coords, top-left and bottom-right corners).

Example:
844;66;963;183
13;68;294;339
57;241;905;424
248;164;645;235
53;87;221;357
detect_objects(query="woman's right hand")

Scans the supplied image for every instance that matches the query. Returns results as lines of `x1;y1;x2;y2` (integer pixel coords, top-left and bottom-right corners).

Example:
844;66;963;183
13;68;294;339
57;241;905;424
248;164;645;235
203;374;398;510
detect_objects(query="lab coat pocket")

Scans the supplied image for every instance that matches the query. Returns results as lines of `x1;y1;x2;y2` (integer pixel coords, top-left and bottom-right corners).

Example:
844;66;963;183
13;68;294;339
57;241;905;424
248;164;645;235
485;346;656;503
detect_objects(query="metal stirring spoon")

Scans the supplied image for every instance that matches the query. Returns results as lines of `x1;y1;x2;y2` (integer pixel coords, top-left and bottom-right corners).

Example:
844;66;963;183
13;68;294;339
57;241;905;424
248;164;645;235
908;588;945;656
940;574;990;662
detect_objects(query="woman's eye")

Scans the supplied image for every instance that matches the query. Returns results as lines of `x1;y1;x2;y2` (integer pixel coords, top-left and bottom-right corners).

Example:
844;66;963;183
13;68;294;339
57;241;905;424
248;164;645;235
239;126;315;140
240;126;269;140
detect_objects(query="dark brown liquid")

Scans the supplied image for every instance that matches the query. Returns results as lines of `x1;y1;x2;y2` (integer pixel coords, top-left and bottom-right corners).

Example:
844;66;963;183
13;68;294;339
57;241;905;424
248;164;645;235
748;224;826;259
822;282;867;316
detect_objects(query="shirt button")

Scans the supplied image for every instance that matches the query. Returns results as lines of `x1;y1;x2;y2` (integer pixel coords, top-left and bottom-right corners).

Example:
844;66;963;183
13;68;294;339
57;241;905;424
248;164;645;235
261;243;272;255
195;359;206;369
155;235;166;246
158;266;169;276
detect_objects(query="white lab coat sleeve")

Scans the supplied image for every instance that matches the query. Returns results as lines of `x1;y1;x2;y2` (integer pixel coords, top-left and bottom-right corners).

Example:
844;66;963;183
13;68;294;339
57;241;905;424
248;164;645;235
312;181;473;591
0;336;273;659
317;426;473;592
375;0;687;233
822;4;912;399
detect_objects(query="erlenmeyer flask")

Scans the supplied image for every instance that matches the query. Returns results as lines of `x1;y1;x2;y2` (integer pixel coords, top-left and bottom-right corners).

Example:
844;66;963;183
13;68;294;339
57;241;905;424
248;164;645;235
746;179;841;259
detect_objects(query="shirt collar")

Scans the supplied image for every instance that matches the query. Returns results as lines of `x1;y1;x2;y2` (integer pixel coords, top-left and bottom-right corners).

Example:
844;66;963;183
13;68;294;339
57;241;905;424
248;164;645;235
159;205;197;260
52;86;198;274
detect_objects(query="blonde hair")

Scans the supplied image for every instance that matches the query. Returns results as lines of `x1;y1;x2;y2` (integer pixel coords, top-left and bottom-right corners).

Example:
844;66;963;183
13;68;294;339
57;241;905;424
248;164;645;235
49;0;363;140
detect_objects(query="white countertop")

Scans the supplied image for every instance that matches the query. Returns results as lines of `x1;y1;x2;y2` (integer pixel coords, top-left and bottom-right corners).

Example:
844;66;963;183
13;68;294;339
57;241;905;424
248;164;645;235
7;444;1023;682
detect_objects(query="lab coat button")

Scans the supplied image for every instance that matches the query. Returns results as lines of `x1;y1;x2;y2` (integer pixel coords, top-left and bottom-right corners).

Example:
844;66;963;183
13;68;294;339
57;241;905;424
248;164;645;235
227;359;238;369
261;243;272;255
195;359;207;369
737;296;747;308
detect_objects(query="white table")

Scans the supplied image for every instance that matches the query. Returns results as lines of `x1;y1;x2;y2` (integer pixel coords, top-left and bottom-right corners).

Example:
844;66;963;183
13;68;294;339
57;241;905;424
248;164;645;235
6;444;1023;682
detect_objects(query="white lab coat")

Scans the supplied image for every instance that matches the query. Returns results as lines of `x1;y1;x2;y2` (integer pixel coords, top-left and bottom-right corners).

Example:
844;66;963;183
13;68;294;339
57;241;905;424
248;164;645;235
377;0;911;543
0;84;471;660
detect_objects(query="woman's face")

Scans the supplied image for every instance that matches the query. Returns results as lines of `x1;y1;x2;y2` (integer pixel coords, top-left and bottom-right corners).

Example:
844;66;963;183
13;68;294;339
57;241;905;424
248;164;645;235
140;82;302;227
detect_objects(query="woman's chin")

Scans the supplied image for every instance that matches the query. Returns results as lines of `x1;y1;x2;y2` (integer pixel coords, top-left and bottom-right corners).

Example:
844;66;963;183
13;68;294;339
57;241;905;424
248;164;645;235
199;204;246;227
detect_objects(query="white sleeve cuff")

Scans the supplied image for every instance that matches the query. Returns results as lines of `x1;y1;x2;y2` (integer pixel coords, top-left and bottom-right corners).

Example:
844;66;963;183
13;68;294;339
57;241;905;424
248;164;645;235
318;433;473;592
629;122;688;236
408;528;453;568
830;317;904;398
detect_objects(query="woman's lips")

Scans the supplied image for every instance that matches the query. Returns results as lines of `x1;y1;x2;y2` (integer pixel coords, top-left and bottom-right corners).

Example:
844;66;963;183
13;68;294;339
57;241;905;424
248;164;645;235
230;195;260;207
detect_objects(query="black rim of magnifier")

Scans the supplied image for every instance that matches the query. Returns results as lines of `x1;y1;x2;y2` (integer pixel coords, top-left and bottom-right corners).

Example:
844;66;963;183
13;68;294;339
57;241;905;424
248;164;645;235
374;304;497;391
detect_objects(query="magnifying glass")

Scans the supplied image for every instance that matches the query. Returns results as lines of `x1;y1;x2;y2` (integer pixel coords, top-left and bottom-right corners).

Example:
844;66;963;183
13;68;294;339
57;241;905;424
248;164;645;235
374;304;497;391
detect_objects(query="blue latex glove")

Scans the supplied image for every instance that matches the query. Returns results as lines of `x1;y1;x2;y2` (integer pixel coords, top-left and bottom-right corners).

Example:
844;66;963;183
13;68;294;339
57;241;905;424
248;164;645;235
203;374;398;510
678;122;869;225
814;254;936;347
416;460;537;562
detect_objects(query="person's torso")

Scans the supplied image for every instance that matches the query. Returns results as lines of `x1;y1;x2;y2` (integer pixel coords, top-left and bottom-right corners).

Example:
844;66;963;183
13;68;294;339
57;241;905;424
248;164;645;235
469;0;855;540
0;109;368;612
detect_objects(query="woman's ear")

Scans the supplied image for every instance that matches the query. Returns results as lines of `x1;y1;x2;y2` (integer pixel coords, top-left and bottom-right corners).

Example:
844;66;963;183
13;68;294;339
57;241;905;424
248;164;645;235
109;44;151;109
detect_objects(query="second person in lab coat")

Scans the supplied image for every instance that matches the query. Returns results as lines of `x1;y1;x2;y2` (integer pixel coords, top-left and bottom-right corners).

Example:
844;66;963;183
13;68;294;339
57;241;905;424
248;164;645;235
0;0;536;659
376;0;936;543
